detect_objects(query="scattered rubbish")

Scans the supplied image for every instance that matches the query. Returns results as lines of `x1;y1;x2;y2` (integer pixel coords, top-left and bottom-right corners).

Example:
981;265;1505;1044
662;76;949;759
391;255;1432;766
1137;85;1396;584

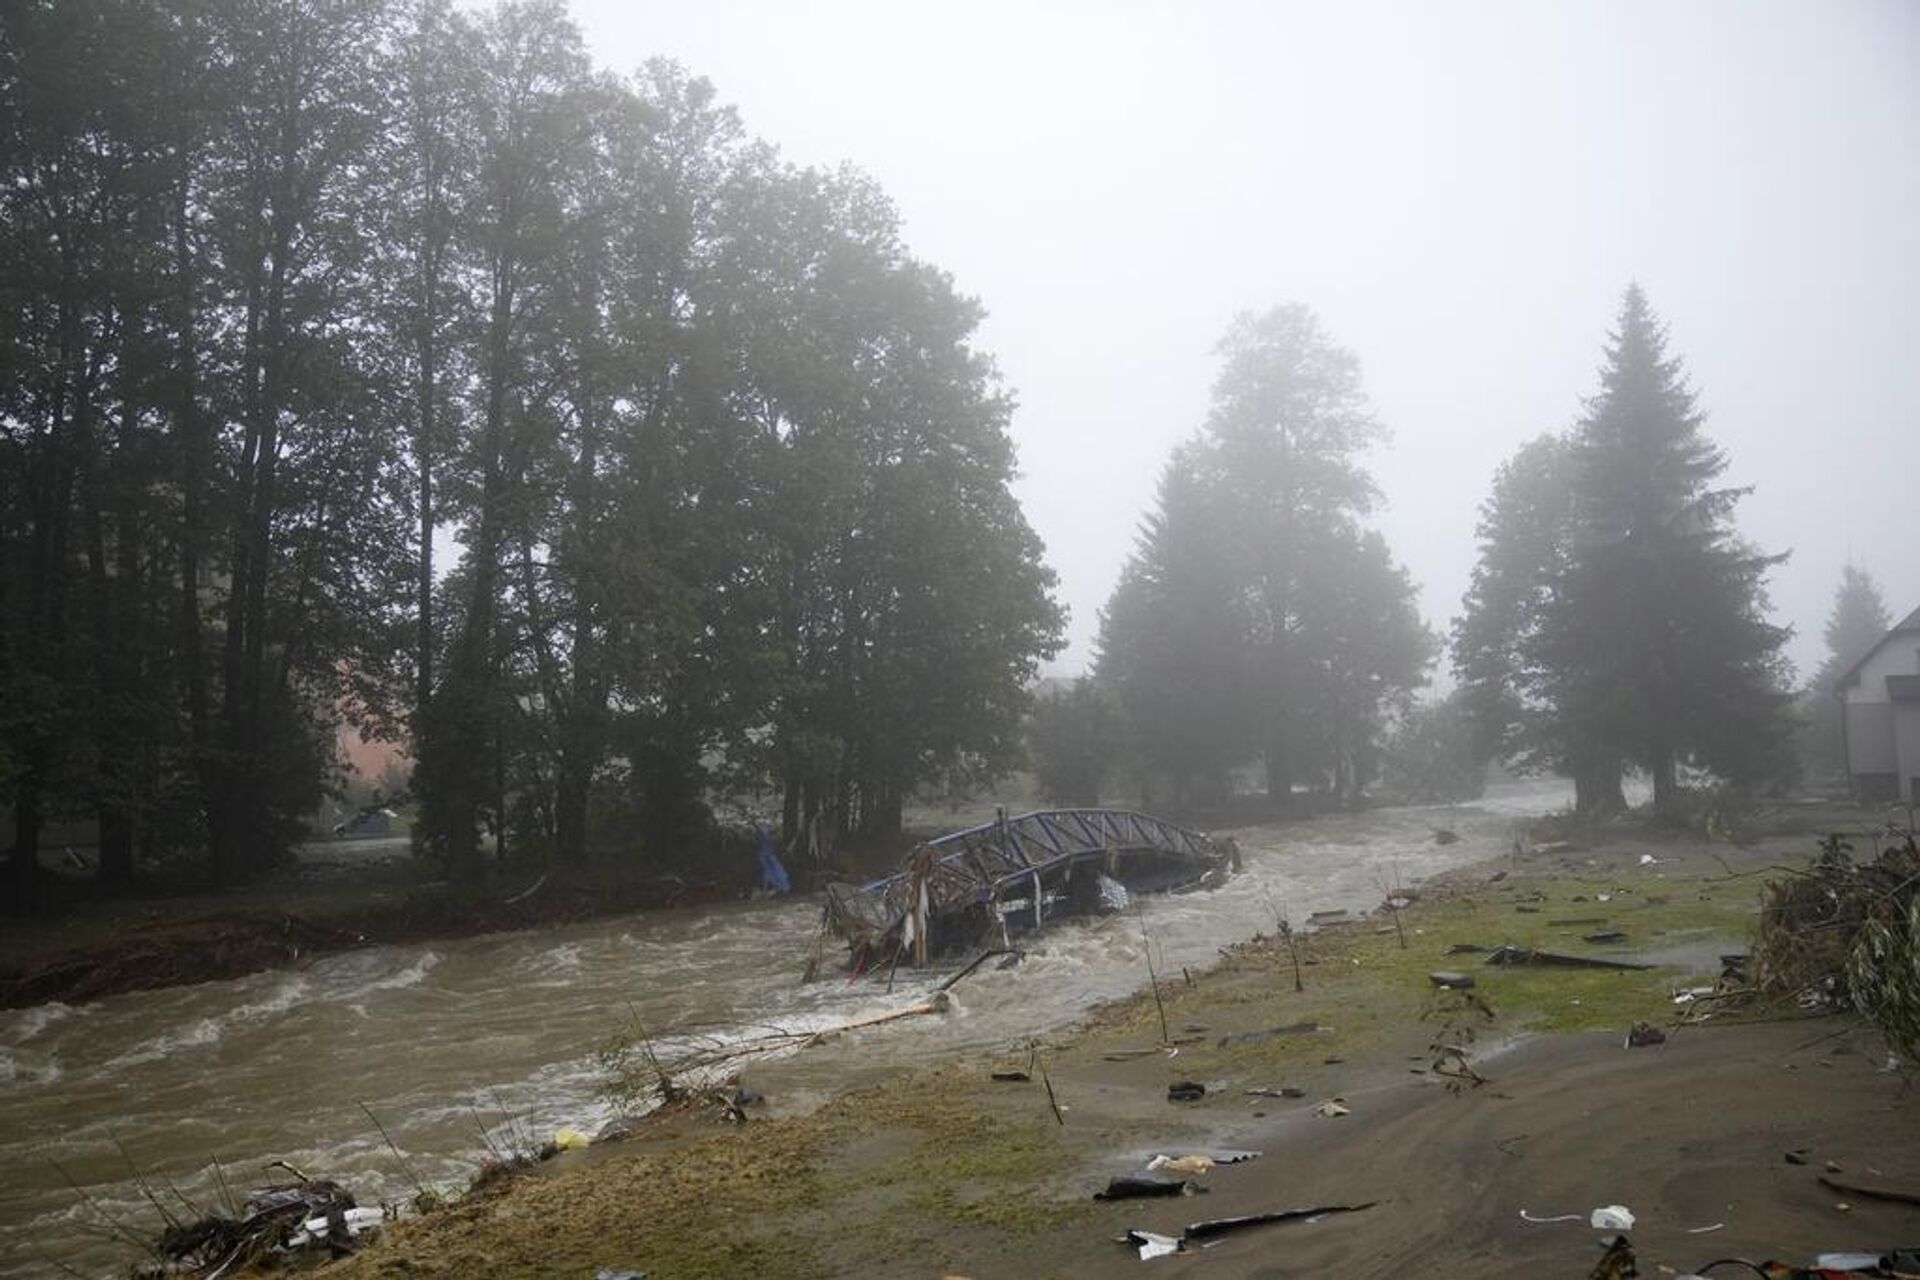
1672;986;1716;1005
1485;945;1651;971
1596;893;1613;902
1825;1160;1843;1173
1122;1229;1183;1260
1447;942;1491;955
1312;1098;1351;1118
1638;854;1658;866
1245;1086;1306;1099
1520;1210;1584;1224
1121;1206;1380;1258
1097;1173;1203;1200
1583;930;1628;944
1685;1222;1724;1234
1490;869;1509;882
1218;1021;1324;1047
155;1176;369;1274
1429;970;1476;990
1105;1047;1168;1062
1590;1234;1637;1280
1182;1201;1376;1242
552;1127;592;1151
1308;909;1355;927
1625;1022;1667;1047
286;1206;387;1248
594;1270;647;1280
990;1069;1031;1082
1167;1081;1206;1103
1433;828;1461;846
1818;1175;1920;1207
1590;1205;1636;1230
1814;1253;1893;1271
1143;1150;1259;1172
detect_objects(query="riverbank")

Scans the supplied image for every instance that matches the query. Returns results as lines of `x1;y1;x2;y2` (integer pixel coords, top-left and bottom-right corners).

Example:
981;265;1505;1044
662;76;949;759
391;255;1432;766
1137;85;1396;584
0;857;753;1010
319;826;1913;1279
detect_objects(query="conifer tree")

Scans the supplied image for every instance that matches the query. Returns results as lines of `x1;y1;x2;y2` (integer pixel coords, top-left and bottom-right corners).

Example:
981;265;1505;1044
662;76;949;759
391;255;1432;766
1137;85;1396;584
1799;565;1892;784
1537;285;1793;809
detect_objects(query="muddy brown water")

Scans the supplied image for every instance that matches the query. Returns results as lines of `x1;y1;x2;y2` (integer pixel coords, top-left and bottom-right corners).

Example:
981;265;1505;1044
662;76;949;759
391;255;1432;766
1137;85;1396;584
0;783;1572;1277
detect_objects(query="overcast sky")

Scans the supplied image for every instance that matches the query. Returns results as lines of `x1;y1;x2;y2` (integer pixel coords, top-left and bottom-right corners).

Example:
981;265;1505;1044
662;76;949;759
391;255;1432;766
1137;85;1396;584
569;0;1919;682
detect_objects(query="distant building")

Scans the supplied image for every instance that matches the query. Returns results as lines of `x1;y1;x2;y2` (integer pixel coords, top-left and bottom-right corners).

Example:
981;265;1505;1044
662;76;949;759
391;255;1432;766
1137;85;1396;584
1839;605;1920;804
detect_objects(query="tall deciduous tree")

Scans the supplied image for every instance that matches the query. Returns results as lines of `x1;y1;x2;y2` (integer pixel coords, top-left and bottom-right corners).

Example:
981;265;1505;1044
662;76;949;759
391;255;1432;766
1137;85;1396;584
413;0;589;877
1099;306;1431;811
1;0;1066;912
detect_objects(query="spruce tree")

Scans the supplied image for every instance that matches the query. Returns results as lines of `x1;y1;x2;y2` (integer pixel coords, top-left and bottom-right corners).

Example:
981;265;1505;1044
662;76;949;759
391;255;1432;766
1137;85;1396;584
1539;285;1793;810
1800;565;1892;784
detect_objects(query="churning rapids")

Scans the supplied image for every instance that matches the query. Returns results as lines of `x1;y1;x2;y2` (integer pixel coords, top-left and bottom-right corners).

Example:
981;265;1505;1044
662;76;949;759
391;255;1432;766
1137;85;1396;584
1;782;1570;1277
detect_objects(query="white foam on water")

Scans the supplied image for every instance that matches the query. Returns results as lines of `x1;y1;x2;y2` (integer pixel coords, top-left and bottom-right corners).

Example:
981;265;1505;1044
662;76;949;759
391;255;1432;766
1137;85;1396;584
2;1000;81;1042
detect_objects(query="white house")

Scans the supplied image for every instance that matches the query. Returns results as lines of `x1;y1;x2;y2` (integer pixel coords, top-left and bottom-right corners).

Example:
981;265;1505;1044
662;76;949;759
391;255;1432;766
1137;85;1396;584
1839;605;1920;805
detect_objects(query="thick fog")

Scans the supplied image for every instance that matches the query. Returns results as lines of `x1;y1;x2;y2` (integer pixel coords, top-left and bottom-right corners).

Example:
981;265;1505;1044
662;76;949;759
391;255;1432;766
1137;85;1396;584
572;0;1920;679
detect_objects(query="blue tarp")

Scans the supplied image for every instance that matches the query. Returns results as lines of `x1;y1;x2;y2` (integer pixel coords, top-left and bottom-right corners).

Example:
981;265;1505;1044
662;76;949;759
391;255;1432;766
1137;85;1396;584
756;827;791;894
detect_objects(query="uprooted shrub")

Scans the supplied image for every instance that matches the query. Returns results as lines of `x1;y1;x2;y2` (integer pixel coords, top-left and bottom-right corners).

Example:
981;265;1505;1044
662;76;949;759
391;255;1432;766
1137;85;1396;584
1756;830;1919;1061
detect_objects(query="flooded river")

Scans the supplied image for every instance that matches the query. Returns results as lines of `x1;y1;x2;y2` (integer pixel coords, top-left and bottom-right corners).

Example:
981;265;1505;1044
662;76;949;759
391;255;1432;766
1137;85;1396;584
0;783;1567;1276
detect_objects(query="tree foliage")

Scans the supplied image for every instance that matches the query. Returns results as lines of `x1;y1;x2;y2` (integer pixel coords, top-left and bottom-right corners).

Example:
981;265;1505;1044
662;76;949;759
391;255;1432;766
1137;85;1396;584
1453;286;1794;811
1378;691;1488;805
0;0;1061;912
1028;679;1122;809
1798;564;1892;785
1097;306;1432;810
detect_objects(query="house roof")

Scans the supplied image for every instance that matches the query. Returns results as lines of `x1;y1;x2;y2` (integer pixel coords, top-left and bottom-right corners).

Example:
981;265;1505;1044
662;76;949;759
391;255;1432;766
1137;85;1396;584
1837;604;1920;693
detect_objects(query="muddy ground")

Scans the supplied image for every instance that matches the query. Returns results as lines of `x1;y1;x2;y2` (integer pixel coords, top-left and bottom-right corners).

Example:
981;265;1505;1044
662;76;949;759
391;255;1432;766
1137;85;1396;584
317;826;1917;1279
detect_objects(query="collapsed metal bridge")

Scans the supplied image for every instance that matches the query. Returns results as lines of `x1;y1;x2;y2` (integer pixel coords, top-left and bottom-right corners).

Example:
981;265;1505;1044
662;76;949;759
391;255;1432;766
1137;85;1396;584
824;808;1235;968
